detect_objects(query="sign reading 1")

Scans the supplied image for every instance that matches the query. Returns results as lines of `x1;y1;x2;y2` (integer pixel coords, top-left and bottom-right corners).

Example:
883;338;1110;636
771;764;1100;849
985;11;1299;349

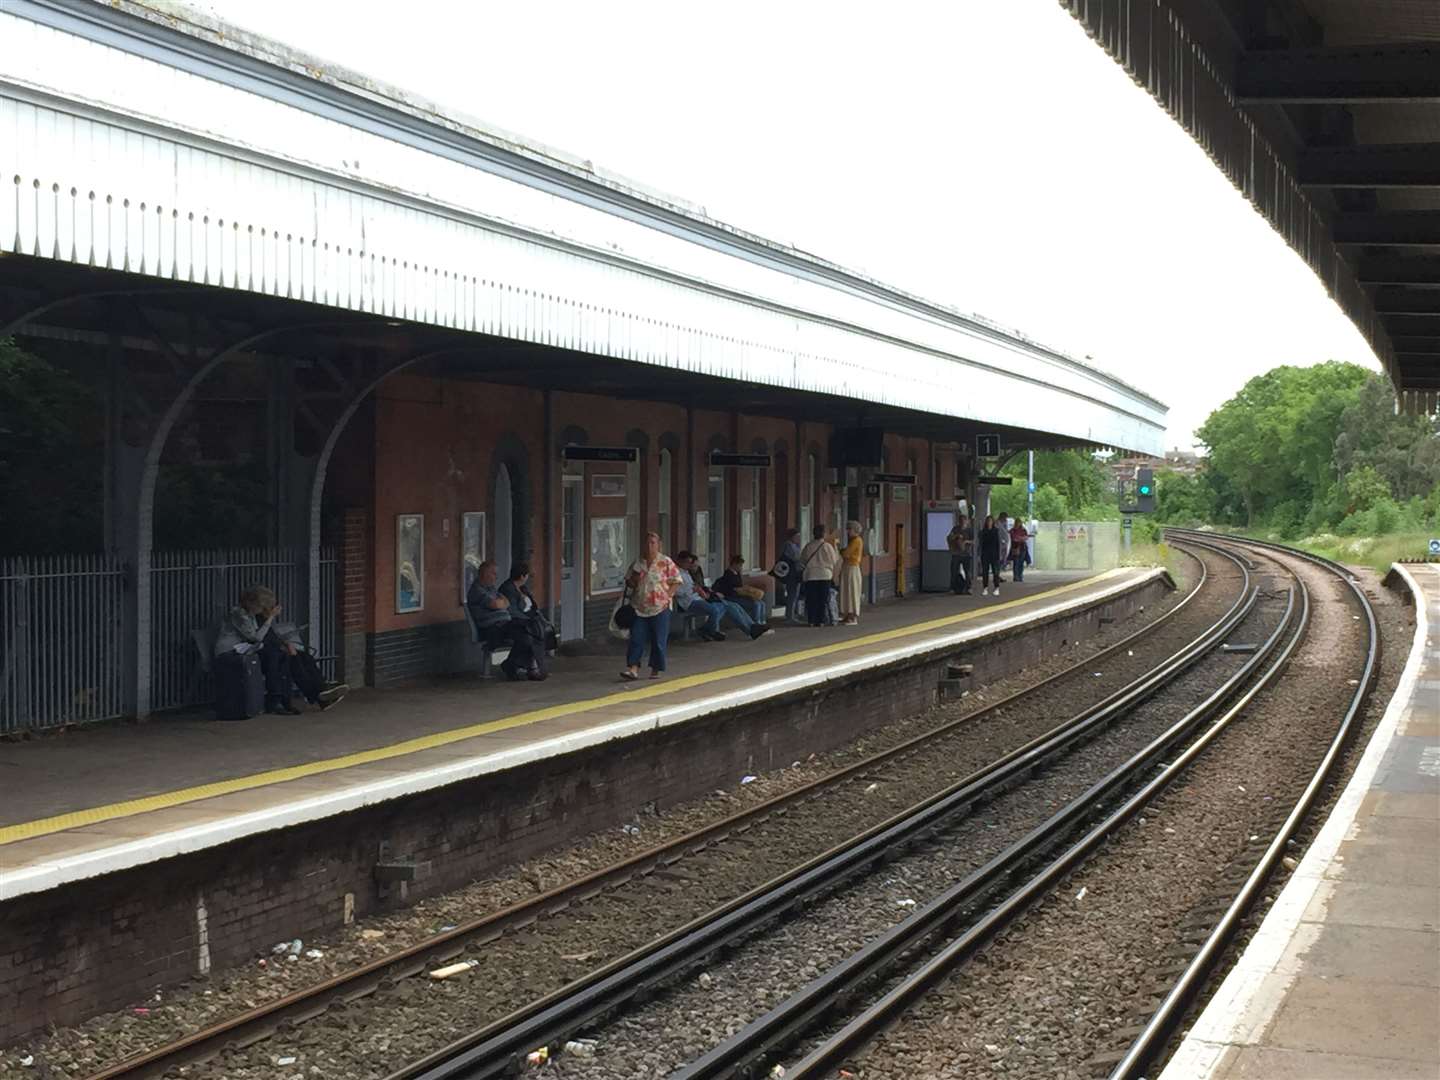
976;433;1001;458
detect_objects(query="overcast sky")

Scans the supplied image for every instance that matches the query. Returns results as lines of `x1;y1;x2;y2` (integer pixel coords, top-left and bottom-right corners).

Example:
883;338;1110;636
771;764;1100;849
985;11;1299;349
196;0;1379;450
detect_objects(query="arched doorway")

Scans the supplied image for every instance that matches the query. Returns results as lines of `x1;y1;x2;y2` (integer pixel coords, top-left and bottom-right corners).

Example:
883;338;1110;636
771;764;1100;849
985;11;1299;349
494;464;513;576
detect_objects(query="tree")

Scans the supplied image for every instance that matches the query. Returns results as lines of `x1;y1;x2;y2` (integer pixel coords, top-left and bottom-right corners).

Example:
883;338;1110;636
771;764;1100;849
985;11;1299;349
1333;372;1440;504
1197;362;1370;527
1154;469;1212;524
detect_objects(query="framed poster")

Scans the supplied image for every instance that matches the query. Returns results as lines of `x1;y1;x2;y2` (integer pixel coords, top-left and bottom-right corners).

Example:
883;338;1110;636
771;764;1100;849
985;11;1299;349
395;513;425;613
590;516;629;593
591;473;627;498
460;511;486;603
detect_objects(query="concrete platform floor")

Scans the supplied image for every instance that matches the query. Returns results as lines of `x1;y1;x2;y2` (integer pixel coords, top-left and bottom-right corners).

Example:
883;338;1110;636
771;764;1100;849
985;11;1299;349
0;572;1109;831
1161;563;1440;1080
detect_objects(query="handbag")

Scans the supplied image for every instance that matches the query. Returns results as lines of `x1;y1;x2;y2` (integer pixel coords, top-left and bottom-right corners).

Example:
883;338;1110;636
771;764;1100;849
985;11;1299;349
610;582;637;635
768;558;792;580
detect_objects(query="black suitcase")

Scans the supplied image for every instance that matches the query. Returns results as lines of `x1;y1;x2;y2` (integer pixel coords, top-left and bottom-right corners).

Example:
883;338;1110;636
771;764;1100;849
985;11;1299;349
214;650;264;721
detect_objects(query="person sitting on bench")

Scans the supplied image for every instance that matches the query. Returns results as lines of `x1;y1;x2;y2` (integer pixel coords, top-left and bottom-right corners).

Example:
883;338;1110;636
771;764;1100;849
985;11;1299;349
499;561;552;681
466;560;544;681
215;585;347;715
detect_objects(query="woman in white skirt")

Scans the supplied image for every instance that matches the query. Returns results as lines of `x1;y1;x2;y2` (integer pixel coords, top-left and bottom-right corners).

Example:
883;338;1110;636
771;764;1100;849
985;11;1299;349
838;520;864;625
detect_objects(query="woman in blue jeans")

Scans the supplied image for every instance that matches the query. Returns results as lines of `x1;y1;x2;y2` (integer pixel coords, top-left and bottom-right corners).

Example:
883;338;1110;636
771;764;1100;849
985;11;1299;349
621;531;683;680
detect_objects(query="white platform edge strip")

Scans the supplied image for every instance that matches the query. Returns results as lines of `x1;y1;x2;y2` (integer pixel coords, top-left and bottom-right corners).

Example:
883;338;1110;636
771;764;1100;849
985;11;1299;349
1;568;1159;901
1159;563;1435;1079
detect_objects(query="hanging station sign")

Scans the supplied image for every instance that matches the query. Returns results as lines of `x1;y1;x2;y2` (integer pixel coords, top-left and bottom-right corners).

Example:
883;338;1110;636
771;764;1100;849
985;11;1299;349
709;452;771;468
562;446;639;462
873;473;917;485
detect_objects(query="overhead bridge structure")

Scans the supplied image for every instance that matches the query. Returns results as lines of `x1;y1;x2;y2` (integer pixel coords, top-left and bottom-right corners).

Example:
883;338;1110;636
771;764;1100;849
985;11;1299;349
1062;0;1440;414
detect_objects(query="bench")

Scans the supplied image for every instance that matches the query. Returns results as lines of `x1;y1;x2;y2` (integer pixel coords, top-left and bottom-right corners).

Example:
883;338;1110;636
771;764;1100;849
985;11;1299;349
675;605;711;641
467;616;512;678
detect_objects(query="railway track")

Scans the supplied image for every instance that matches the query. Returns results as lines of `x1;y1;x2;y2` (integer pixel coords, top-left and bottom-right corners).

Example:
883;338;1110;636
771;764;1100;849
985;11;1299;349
82;548;1223;1080
380;539;1276;1080
1093;530;1380;1080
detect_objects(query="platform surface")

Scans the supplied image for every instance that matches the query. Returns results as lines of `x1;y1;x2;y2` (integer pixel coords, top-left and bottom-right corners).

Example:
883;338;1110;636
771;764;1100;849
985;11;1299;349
1162;562;1440;1080
0;568;1160;900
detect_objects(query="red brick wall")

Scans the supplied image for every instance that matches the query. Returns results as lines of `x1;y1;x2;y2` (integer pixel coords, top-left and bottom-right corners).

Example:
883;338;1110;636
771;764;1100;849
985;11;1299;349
338;507;369;686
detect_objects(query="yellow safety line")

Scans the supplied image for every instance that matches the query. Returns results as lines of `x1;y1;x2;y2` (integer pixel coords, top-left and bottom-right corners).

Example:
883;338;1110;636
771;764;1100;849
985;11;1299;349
0;571;1131;847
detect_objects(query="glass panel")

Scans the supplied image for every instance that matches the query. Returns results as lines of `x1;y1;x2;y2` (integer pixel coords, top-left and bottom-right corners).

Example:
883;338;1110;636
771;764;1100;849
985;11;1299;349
561;484;577;570
590;516;629;592
460;511;486;602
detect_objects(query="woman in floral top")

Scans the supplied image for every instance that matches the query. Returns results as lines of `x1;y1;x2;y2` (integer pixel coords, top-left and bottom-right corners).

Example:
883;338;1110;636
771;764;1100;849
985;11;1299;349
622;531;683;680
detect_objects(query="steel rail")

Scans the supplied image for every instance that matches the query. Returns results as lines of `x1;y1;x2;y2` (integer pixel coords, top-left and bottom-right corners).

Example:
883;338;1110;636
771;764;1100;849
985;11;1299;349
390;546;1255;1080
1101;533;1382;1080
83;552;1212;1080
771;556;1308;1080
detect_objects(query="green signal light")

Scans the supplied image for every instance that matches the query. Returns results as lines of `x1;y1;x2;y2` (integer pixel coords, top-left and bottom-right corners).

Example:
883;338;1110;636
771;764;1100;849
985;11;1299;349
1139;484;1152;496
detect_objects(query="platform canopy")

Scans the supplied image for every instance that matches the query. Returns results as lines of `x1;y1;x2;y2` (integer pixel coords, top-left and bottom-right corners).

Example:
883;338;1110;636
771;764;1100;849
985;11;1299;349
0;0;1167;455
1063;0;1440;414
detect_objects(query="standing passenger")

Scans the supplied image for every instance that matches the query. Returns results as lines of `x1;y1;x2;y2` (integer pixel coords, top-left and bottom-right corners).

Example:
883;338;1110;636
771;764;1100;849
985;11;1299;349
996;513;1012;582
780;528;805;622
839;520;864;625
979;515;1003;596
947;515;970;595
798;524;841;628
1008;518;1030;583
621;532;682;681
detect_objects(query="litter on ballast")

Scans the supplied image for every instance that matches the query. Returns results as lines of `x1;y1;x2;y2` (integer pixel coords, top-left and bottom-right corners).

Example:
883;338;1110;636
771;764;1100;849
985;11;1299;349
271;942;291;955
526;1046;549;1066
770;1065;787;1079
791;761;801;768
1127;650;1134;656
429;960;478;981
1249;834;1259;842
622;824;641;836
864;783;879;794
1093;672;1103;677
276;1056;297;1067
985;1044;1001;1052
132;1007;150;1017
1238;785;1247;792
287;939;303;955
741;775;758;785
698;972;713;989
1075;887;1088;901
896;898;917;908
564;1040;598;1057
437;925;457;932
359;929;386;941
19;1055;34;1067
1282;856;1299;870
304;949;324;960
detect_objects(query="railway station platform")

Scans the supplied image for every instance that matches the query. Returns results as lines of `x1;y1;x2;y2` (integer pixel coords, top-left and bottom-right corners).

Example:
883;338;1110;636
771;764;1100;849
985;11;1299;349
0;565;1174;1041
1;567;1159;900
1162;562;1440;1080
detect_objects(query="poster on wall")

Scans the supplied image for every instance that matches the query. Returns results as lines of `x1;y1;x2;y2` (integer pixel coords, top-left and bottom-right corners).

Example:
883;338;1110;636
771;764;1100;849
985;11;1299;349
591;473;628;498
590;516;628;593
460;511;486;603
396;513;425;613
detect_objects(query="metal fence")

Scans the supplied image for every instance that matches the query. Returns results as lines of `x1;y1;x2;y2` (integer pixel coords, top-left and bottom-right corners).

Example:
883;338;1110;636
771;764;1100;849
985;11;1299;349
0;546;336;732
150;547;337;712
0;554;128;733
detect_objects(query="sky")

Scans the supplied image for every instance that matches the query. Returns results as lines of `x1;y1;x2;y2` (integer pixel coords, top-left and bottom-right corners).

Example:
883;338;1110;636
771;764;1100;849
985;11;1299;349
195;0;1379;450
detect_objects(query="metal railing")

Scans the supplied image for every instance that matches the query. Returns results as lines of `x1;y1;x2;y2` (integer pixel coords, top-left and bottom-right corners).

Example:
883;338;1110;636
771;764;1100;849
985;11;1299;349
150;547;336;712
0;546;336;732
0;554;128;733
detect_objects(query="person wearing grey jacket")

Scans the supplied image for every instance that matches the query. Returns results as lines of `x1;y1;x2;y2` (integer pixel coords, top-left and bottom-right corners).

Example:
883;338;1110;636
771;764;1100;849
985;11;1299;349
216;586;346;714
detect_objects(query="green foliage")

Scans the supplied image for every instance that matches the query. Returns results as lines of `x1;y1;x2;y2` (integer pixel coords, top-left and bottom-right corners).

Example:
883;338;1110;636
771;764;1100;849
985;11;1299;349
0;338;103;553
1198;364;1440;541
1152;469;1211;525
987;450;1111;521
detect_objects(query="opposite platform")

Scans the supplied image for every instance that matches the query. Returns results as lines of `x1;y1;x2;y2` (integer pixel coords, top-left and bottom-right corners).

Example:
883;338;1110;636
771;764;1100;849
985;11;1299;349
1161;562;1440;1080
0;567;1163;902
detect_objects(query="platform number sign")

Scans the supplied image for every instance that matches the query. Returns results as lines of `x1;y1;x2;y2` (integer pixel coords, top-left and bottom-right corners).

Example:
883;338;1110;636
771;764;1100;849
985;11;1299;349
976;433;1001;458
1430;538;1440;556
